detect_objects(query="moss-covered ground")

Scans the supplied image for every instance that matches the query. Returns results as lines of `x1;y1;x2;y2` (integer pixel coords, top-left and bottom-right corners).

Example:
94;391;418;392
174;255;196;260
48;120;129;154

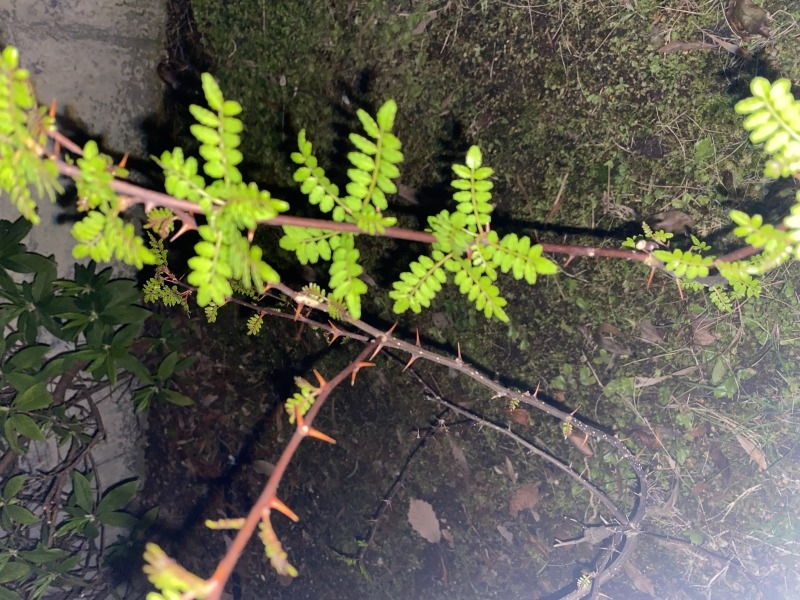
139;1;800;598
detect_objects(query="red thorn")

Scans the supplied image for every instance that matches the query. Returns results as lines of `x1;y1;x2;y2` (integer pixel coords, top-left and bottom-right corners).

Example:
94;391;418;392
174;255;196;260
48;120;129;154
294;406;336;444
247;228;255;243
327;321;342;344
313;369;327;387
306;428;336;444
350;361;375;386
457;343;463;363
293;301;305;321
268;497;299;522
170;221;196;242
564;255;575;268
369;322;397;360
119;152;129;170
415;329;421;347
403;354;418;372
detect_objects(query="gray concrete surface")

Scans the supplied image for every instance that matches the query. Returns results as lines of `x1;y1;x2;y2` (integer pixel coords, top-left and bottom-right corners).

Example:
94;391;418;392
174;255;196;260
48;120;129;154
0;0;167;591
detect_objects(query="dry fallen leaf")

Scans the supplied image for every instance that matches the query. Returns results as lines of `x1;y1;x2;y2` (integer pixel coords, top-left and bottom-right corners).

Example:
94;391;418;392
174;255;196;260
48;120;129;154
408;499;441;543
509;482;541;518
638;319;665;345
686;423;709;439
251;460;276;476
645;210;694;234
736;434;767;470
447;436;470;482
504;456;517;483
567;430;593;457
624;561;656;595
412;12;437;35
691;317;717;347
441;528;454;548
508;408;530;428
629;426;665;450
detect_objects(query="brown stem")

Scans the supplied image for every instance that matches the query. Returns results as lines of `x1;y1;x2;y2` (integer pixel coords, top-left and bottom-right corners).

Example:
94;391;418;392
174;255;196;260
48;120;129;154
205;341;379;600
46;137;761;274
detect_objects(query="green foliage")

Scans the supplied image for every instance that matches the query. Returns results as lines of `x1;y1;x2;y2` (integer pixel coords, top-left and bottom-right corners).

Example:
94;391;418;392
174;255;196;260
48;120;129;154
734;77;800;268
651;247;714;280
285;376;319;424
56;473;138;538
391;146;558;321
0;47;62;225
735;77;800;179
246;312;264;335
131;350;196;413
70;141;156;268
0;217;181;599
152;73;289;307
284;100;402;318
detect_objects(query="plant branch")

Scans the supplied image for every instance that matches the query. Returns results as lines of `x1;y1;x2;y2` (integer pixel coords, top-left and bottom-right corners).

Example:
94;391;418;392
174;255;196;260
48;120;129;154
204;341;379;600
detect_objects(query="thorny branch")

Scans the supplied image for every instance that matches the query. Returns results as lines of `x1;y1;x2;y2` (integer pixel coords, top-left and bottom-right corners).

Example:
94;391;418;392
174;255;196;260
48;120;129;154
45;128;767;279
268;281;649;598
204;342;379;600
149;275;648;597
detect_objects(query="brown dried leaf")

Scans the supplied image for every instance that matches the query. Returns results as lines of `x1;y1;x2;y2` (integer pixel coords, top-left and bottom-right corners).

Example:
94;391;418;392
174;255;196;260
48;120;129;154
630;426;665;450
638;319;665;345
509;482;541;518
736;434;767;470
706;32;743;56
596;323;622;336
623;561;656;595
504;456;517;483
686;423;709;440
509;408;530;427
441;528;454;548
251;460;276;476
691;317;717;347
412;12;437;35
567;430;593;457
408;499;441;543
645;210;694;234
447;436;470;480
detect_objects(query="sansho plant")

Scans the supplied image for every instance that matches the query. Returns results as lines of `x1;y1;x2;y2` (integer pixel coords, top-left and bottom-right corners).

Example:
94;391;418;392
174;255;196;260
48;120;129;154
2;40;800;598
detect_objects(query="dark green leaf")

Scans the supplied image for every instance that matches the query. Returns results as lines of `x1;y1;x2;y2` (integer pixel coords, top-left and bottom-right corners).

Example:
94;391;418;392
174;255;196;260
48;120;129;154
0;561;30;584
5;504;38;525
5;344;49;371
12;383;52;411
9;414;45;442
162;390;194;407
97;510;138;528
96;480;137;514
156;351;180;381
0;584;24;600
71;471;93;513
2;474;26;499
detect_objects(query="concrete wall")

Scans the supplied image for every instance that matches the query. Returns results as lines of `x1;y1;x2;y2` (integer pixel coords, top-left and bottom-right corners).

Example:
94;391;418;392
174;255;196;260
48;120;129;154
0;0;166;589
0;0;166;265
